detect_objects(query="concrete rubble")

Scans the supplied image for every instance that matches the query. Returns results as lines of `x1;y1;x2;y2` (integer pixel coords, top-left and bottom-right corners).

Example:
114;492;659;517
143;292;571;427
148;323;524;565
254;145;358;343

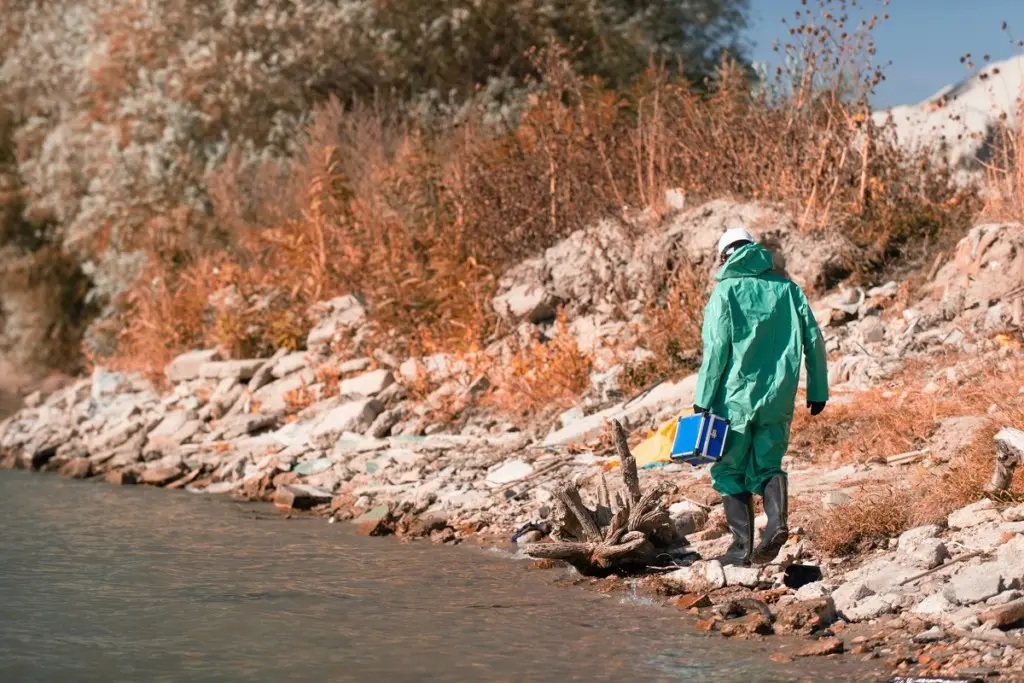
3;201;1024;677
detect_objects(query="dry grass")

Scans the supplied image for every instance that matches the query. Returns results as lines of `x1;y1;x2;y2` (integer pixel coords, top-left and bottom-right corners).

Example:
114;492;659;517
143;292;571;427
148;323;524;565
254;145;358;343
806;354;1024;556
981;80;1024;222
792;352;1024;464
812;426;1024;557
621;259;708;394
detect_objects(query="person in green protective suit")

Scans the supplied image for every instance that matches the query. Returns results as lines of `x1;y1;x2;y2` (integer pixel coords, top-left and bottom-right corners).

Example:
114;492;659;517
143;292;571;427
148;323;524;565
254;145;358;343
693;227;829;567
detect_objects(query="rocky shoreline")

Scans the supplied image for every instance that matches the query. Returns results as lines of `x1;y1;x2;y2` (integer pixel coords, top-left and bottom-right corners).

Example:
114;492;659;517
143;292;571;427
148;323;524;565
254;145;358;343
5;200;1024;681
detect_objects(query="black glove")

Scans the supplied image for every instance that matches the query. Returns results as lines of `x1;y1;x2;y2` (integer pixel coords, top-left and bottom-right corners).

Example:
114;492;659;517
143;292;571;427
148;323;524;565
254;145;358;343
693;404;709;415
808;401;827;416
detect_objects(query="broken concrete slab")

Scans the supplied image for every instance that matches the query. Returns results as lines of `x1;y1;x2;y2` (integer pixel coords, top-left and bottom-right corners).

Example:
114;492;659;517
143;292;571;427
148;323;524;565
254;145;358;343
485;459;534;486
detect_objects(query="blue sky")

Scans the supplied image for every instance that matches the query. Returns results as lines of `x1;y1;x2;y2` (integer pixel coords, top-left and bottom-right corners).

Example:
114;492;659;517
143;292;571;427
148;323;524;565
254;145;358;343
746;0;1024;106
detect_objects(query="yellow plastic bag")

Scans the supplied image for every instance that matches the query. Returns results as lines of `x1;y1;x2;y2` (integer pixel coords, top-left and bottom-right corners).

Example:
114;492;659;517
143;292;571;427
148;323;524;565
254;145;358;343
631;415;681;467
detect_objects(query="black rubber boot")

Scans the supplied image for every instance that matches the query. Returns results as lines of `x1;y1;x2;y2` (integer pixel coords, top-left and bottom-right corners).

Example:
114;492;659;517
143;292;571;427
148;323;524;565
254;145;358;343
752;475;789;565
716;493;754;567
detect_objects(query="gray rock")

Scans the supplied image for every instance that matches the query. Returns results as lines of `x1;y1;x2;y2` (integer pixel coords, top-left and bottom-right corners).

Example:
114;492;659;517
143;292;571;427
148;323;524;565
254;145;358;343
896;525;949;569
247;350;285;392
271;351;309;379
854;559;918;594
951;563;1004;604
198;360;265;381
251;370;317;413
340;369;394;398
930;416;990;460
948;499;1002;530
1003;503;1024;523
309;400;383;448
821;490;851;510
338;358;373;375
987;590;1023;606
912;592;956;616
216;413;281;441
995;536;1024;588
306;295;368;348
723;565;761;588
832;580;875;615
485;459;534;486
492;284;558;324
795;582;830;601
368;409;403;439
913;626;946;643
664;560;727;593
89;419;143;454
844;595;896;622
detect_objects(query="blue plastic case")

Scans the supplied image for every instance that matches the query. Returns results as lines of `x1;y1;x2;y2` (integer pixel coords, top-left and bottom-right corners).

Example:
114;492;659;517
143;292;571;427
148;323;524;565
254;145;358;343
670;413;730;466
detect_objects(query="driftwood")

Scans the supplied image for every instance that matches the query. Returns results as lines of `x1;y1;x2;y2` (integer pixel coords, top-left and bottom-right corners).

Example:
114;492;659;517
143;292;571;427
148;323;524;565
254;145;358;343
523;419;679;575
986;428;1024;494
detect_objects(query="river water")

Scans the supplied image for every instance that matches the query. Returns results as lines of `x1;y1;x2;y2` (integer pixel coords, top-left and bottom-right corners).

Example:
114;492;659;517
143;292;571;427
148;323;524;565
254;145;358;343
0;470;881;682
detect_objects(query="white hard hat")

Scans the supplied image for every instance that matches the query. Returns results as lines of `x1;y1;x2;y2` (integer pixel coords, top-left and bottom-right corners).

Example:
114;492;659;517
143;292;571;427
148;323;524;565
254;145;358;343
716;226;757;256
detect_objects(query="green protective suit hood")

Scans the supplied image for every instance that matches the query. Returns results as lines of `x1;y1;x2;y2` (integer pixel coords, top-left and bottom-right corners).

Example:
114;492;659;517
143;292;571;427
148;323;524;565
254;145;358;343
694;242;829;496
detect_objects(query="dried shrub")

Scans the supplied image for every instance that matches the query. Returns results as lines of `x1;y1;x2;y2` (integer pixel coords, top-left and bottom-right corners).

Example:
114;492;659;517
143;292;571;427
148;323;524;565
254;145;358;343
805;354;1024;557
811;486;914;557
981;80;1024;222
792;354;1024;464
487;313;594;420
621;259;708;393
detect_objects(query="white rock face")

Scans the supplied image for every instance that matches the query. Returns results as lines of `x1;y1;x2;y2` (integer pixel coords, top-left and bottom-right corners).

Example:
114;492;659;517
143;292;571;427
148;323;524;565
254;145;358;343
912;592;955;617
723;565;761;588
832;580;874;615
844;595;896;622
198;360;264;381
872;55;1024;173
995;536;1024;588
896;525;949;570
492;284;557;323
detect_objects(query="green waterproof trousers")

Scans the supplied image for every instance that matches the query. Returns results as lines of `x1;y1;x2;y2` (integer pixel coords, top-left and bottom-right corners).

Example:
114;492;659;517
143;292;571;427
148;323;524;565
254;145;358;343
693;243;829;497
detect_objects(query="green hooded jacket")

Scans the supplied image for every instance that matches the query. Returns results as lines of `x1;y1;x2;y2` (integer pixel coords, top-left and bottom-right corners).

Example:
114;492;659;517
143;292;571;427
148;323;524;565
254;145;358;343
694;242;829;427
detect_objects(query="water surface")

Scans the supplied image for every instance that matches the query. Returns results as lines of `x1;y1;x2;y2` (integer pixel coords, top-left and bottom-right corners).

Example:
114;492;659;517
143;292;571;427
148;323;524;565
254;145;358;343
0;470;879;682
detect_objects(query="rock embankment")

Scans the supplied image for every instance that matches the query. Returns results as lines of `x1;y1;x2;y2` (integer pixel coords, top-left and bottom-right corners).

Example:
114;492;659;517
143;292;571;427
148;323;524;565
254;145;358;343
4;199;1024;678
